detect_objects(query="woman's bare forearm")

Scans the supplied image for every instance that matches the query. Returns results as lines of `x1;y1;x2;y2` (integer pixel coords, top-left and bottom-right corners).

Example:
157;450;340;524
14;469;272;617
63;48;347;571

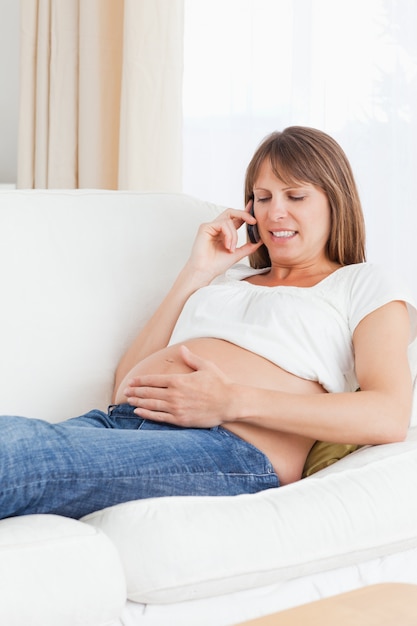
227;383;411;445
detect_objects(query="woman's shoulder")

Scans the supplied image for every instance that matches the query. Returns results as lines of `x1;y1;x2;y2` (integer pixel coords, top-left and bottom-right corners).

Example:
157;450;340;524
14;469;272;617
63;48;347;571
335;262;417;340
335;262;411;293
324;261;415;310
325;262;384;283
321;262;407;293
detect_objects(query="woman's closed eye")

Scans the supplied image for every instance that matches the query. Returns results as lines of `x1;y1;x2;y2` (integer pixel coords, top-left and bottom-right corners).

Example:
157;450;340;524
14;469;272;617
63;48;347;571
255;195;305;203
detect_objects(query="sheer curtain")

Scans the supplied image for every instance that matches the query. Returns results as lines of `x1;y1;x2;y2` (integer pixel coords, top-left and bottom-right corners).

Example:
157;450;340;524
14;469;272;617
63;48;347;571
183;0;417;299
18;0;183;191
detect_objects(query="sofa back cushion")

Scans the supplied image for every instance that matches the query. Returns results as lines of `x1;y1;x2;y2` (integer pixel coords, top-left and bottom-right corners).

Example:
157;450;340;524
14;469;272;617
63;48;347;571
0;190;222;422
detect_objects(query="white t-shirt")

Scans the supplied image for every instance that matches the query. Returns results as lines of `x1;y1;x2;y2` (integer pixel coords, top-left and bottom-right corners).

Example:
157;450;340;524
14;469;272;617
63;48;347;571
168;263;417;393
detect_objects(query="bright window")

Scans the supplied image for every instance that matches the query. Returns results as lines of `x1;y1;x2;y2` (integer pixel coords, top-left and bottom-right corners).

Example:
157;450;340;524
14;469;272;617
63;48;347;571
183;0;417;297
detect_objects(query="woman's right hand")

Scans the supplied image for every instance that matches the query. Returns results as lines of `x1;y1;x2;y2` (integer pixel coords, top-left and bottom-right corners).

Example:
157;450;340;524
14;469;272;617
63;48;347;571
186;205;262;282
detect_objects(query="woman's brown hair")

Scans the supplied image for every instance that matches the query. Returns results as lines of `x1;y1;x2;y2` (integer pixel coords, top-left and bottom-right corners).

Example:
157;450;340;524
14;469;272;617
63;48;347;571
245;126;366;269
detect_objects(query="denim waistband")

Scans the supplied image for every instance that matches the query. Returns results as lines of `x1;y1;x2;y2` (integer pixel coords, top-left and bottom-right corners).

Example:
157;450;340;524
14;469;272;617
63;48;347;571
107;403;136;417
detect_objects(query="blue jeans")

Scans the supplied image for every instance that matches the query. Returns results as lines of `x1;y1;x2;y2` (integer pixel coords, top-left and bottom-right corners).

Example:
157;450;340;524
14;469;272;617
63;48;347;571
0;404;279;519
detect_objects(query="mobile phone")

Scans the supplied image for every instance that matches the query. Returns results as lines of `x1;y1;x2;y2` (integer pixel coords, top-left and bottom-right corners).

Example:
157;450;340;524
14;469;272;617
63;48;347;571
246;198;260;244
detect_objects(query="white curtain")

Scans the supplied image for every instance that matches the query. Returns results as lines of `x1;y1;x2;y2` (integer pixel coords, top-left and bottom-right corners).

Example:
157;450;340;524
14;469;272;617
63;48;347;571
183;0;417;300
18;0;183;191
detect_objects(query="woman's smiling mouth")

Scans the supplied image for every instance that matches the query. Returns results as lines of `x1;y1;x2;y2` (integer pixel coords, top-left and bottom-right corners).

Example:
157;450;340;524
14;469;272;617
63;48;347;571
271;230;297;238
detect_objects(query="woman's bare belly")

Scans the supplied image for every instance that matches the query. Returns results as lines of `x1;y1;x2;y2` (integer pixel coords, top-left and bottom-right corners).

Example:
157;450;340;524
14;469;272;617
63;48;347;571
114;338;326;485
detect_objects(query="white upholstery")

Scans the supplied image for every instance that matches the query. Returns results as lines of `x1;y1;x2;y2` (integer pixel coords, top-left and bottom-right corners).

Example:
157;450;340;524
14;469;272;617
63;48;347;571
83;430;417;605
0;189;220;422
1;189;417;624
0;515;126;626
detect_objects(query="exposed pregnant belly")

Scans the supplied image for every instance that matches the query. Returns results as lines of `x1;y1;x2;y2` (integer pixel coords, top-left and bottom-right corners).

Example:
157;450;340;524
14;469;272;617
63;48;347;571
114;338;326;485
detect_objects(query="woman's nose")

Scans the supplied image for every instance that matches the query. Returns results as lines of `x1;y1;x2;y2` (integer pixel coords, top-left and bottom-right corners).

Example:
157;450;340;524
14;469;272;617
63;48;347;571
268;196;288;219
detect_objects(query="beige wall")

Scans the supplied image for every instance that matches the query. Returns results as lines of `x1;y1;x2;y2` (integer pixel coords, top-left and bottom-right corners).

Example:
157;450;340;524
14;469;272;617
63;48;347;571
0;0;19;184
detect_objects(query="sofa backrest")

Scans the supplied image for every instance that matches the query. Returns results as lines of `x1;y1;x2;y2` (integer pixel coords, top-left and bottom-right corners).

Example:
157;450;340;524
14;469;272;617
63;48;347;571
1;189;417;428
0;190;224;422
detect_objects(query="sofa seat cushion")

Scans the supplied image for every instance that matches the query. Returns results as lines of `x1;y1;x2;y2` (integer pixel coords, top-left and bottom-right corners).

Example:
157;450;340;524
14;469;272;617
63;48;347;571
0;514;126;626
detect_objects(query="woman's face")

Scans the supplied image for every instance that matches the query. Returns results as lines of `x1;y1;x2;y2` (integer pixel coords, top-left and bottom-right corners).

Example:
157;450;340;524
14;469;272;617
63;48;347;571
252;159;332;268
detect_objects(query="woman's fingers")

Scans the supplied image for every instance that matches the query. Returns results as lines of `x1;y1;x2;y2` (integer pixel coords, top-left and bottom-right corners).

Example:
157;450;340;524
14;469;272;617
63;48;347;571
210;208;257;250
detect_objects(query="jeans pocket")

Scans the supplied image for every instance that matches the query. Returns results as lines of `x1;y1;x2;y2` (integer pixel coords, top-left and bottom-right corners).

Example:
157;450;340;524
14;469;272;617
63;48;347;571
218;427;278;480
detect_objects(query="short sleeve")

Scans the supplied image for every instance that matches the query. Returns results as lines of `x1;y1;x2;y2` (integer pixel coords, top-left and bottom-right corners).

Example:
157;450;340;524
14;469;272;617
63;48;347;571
348;263;417;342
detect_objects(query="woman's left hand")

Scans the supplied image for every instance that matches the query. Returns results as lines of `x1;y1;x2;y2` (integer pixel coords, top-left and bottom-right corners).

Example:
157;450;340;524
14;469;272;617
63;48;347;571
123;346;234;428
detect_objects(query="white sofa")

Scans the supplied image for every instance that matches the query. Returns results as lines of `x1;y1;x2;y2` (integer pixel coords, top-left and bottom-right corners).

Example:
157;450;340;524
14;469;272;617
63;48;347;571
1;189;417;626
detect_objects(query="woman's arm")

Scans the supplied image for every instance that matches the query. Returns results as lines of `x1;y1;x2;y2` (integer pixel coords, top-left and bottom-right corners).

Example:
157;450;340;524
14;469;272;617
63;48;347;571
124;301;413;445
112;208;261;396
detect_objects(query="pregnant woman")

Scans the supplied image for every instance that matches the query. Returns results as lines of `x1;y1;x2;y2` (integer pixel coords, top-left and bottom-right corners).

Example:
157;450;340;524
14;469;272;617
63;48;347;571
1;126;415;519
